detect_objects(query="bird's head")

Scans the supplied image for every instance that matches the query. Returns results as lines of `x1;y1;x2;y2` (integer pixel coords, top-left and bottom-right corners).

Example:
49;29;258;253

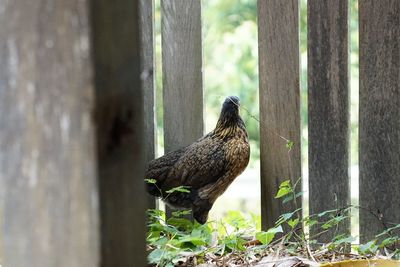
215;96;244;132
221;96;240;115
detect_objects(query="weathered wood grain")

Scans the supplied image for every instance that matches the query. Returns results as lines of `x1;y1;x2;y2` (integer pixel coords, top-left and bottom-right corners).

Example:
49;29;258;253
258;0;301;230
308;0;349;242
0;1;99;266
91;0;147;266
161;0;203;220
140;0;158;209
359;0;400;242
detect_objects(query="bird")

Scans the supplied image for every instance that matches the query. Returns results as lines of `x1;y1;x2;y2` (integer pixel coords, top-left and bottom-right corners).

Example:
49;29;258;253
145;96;250;224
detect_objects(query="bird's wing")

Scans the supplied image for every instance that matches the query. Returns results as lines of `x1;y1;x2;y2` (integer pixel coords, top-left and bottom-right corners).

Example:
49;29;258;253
162;136;227;190
145;147;186;184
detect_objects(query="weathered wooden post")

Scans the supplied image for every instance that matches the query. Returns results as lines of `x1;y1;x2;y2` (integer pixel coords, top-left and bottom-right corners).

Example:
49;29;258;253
161;0;204;220
258;0;302;230
92;0;147;265
359;0;400;242
308;0;350;242
0;0;147;266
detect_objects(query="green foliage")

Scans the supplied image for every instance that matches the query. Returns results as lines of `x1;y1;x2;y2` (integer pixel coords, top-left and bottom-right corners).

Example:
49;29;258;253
145;179;157;184
147;209;211;266
275;180;292;199
355;223;400;258
356;240;378;255
165;186;191;194
147;208;260;266
256;225;283;245
285;140;295;152
147;180;400;266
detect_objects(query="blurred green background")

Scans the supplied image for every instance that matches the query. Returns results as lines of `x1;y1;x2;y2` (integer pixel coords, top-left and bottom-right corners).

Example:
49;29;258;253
153;0;360;227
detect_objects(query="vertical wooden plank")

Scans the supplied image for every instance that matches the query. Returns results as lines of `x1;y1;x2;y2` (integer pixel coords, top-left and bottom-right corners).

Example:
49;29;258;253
258;0;301;230
161;0;203;218
140;0;158;209
0;1;99;266
308;1;349;242
359;0;400;242
162;0;203;152
91;0;147;266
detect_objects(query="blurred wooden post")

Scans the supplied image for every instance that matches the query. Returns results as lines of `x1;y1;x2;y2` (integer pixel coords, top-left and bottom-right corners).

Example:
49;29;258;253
359;0;400;242
0;1;99;266
140;0;158;209
0;0;147;266
91;0;147;266
308;1;350;242
161;0;204;220
258;0;301;230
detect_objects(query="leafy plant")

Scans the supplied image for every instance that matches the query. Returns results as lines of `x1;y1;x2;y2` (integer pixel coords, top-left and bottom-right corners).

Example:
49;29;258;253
146;207;262;266
146;179;400;266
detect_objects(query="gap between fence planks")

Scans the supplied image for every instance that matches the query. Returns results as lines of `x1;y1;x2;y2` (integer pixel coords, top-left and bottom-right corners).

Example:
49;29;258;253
258;0;302;230
140;0;158;210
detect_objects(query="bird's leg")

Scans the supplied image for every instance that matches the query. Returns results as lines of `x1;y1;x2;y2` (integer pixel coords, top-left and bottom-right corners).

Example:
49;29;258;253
193;174;237;224
192;199;213;224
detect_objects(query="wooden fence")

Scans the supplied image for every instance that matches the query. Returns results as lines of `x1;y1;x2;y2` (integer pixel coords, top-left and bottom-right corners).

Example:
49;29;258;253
0;0;399;266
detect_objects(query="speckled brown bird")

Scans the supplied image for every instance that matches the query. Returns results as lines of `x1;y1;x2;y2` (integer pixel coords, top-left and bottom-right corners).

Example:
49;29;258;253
145;96;250;224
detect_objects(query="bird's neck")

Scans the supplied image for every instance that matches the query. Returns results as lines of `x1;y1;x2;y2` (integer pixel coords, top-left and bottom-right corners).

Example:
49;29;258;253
214;112;245;138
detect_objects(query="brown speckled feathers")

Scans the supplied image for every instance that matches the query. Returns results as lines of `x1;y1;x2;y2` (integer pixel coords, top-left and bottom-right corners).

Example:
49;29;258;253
145;96;250;224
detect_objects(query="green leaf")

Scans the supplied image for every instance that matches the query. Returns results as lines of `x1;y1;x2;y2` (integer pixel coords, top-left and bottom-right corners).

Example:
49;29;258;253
166;186;191;194
321;215;347;229
221;235;247;252
357;240;378;254
171;209;191;217
305;219;318;227
147;230;162;242
276;212;294;225
191;228;203;237
178;235;207;246
282;194;294;204
395;249;400;260
166;217;193;230
154;236;169;246
317;209;339;218
288;218;299;229
145;178;157;184
275;180;293;198
379;236;399;248
275;187;291;198
286;140;294;151
148;249;164;264
280;180;291;188
256;225;283;245
276;208;301;225
376;223;400;238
